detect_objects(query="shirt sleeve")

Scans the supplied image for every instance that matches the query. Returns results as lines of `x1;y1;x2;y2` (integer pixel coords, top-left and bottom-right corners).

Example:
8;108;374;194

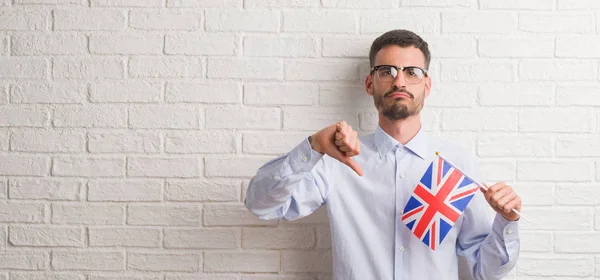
455;155;520;280
244;137;334;221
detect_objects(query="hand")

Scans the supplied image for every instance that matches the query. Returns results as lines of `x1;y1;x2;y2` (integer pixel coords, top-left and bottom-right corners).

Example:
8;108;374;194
310;121;363;176
481;182;522;221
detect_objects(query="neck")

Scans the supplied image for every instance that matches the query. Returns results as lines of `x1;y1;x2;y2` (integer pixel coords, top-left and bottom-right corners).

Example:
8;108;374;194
378;113;422;145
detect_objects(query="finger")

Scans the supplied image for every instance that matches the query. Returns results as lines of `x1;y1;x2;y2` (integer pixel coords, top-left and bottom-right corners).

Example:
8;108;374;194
341;157;363;176
339;145;352;153
502;195;520;214
497;192;517;213
490;187;511;208
335;131;345;141
484;182;505;200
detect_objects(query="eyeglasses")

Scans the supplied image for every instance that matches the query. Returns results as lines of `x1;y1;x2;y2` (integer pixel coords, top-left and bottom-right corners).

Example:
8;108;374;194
370;65;428;84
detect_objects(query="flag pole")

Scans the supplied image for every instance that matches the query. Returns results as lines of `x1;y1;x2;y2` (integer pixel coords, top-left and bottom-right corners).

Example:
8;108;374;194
435;151;529;222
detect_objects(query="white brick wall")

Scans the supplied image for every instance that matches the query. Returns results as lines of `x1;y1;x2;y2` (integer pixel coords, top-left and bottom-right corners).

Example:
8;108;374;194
0;1;597;279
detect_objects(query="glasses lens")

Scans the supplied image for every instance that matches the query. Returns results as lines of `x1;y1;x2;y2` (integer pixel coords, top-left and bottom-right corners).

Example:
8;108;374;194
403;67;425;84
376;66;397;82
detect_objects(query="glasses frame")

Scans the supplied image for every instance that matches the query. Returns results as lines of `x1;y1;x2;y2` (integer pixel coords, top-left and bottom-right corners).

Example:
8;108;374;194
370;65;428;84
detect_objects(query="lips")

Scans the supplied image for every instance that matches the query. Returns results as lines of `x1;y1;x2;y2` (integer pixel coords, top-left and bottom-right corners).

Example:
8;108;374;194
385;90;412;99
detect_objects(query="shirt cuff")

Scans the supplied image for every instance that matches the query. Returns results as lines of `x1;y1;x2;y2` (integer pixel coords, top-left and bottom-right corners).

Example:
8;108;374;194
286;137;325;174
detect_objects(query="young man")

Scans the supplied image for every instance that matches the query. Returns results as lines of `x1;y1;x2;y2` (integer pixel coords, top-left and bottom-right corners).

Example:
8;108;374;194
245;29;521;280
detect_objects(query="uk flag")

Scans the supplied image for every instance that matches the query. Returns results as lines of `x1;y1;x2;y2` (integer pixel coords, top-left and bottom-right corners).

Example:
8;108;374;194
401;156;480;250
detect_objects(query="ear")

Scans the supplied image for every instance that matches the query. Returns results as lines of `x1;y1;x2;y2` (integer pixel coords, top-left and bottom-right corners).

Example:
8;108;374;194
365;73;374;96
424;76;432;98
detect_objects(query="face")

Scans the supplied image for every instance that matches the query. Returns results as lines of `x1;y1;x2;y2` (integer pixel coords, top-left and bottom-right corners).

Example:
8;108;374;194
365;45;431;121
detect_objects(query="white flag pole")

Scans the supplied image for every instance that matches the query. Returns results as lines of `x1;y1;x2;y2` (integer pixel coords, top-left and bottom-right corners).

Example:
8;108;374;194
435;151;529;222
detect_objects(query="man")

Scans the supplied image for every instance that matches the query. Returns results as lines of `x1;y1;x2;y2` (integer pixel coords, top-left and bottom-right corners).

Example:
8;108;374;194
245;29;521;280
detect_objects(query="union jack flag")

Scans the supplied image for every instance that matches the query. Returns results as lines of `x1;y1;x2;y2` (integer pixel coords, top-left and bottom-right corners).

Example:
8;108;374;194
401;156;479;250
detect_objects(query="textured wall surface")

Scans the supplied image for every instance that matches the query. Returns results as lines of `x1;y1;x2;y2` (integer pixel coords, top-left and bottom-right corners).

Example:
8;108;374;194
0;0;599;279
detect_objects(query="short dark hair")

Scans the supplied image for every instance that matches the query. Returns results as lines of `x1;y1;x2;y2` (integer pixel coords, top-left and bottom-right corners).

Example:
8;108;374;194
369;29;431;69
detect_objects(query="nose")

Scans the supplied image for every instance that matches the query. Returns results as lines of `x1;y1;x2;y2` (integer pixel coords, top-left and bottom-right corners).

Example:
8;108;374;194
391;71;407;88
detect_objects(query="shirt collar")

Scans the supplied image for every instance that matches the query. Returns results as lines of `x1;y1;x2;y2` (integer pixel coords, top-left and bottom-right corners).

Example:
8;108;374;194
374;125;428;160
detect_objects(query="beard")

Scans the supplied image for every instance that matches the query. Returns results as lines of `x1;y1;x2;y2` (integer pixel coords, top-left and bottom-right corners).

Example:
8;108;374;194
374;87;424;121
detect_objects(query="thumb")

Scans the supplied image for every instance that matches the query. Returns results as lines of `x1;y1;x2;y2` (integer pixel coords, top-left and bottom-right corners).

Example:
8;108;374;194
340;157;364;177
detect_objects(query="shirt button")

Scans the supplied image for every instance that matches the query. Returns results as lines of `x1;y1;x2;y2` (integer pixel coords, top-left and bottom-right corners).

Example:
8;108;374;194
399;173;406;178
399;246;405;252
302;156;308;162
507;229;513;235
273;175;280;181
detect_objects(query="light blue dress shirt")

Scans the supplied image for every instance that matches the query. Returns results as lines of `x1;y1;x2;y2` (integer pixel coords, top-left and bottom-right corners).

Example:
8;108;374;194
245;126;519;280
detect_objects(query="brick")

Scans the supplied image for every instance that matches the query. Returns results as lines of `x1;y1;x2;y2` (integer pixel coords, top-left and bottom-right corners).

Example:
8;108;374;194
557;36;600;58
0;202;44;223
0;129;6;151
597;207;600;231
242;277;311;280
284;107;358;131
557;136;600;157
164;228;238;249
91;0;163;6
88;180;162;202
90;33;163;55
0;179;5;199
441;109;517;132
427;83;476;107
53;157;125;177
558;0;600;9
478;36;554;58
203;204;277;226
55;9;126;30
477;135;552;157
245;83;315;106
285;10;356;33
206;106;280;129
52;204;125;225
130;10;201;30
127;157;201;178
89;274;162;280
283;251;332;272
167;0;241;7
244;35;318;57
166;82;241;104
11;82;87;104
88;132;160;153
556;184;600;205
168;276;235;280
520;13;595;33
204;251;279;272
402;0;468;6
52;251;125;271
0;9;46;30
520;231;552;252
441;60;514;82
319;85;371;108
166;33;236;55
10;273;85;280
91;81;161;103
243;132;307;155
479;83;553;106
206;9;279;32
361;11;438;34
243;228;314;249
245;0;317;7
89;227;161;247
443;12;516;33
129;105;201;129
205;157;269;178
316;227;331;249
53;57;124;80
322;0;395;8
517;256;593;277
165;179;239;202
11;129;85;152
9;226;83;247
424;35;477;58
128;253;200;272
0;251;46;270
15;0;84;3
0;34;6;55
208;58;281;80
127;204;200;226
0;58;47;78
0;83;6;104
0;225;5;247
129;57;202;78
286;60;362;81
12;33;86;55
519;108;592;132
0;155;48;176
165;131;235;154
480;0;553;9
518;161;592;182
557;233;600;253
9;178;81;201
0;106;48;127
520;60;596;81
322;36;371;58
557;85;600;106
521;207;592;230
478;161;515;182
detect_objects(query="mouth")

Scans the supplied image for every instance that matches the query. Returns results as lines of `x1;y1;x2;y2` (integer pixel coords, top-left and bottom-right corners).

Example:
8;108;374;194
385;91;412;99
